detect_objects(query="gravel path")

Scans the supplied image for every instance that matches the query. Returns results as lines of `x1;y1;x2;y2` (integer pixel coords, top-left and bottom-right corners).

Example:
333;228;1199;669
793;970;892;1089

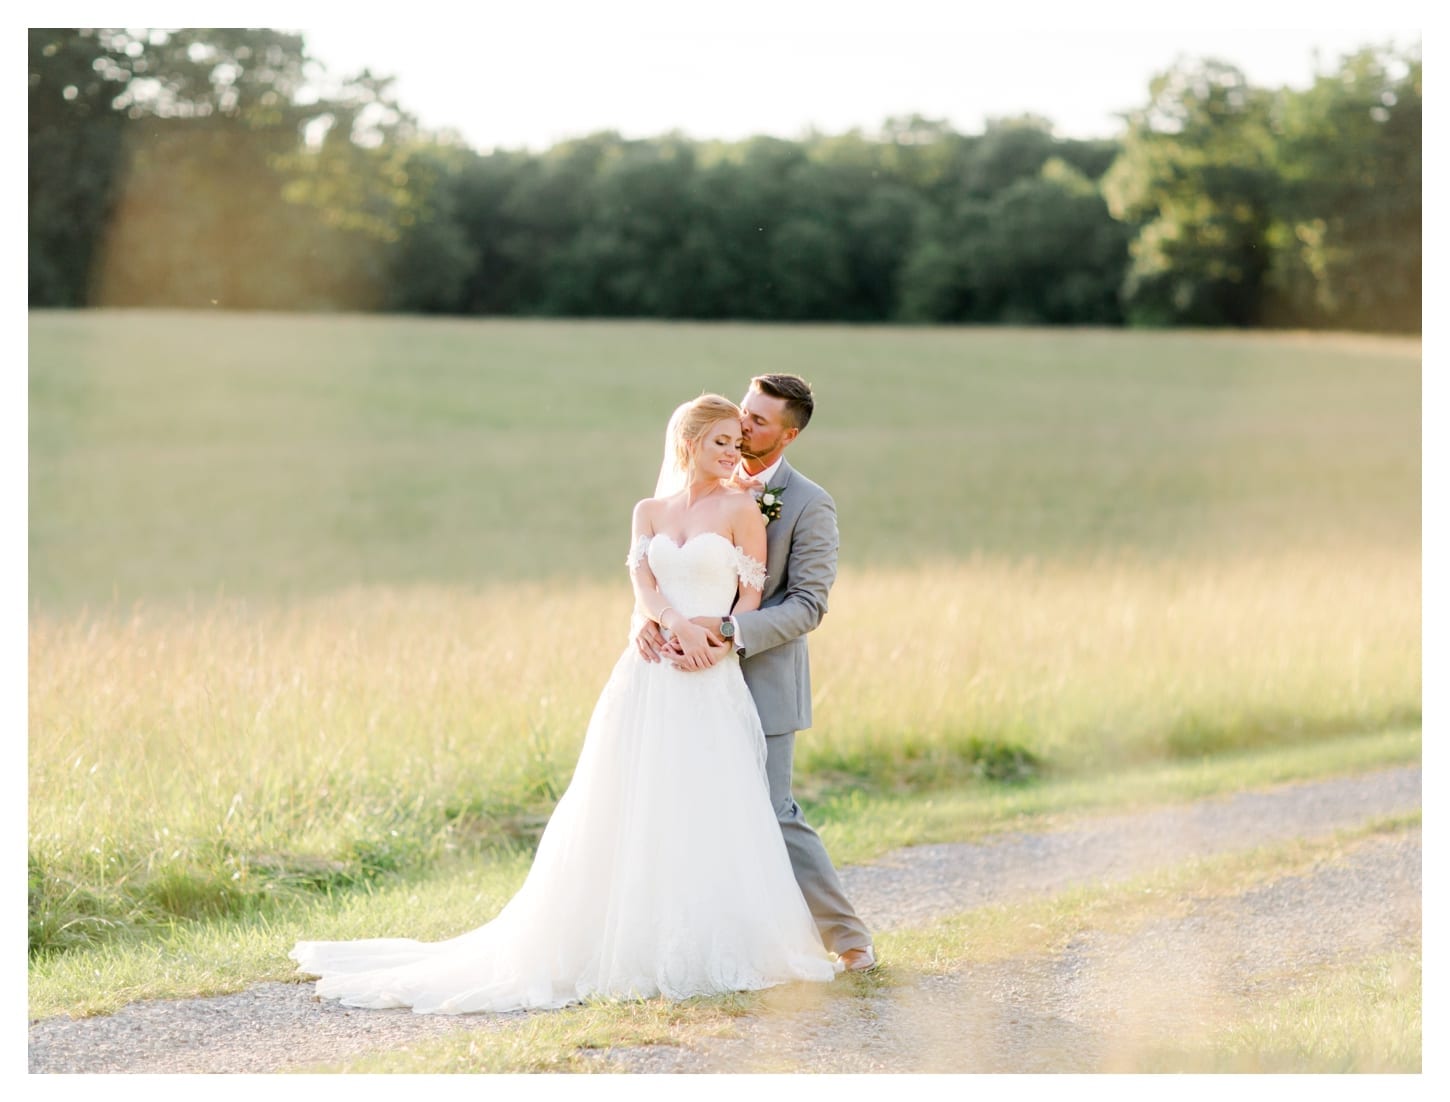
28;764;1421;1074
592;829;1421;1072
842;764;1421;932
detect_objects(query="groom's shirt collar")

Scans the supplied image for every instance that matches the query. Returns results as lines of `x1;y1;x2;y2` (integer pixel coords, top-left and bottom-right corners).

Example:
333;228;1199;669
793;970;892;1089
741;456;784;487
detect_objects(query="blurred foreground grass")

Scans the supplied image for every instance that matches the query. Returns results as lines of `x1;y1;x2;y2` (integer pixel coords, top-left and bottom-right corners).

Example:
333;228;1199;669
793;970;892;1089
28;312;1420;957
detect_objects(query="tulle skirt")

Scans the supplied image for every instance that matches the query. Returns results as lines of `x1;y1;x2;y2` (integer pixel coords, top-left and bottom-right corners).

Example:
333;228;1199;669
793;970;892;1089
290;648;837;1013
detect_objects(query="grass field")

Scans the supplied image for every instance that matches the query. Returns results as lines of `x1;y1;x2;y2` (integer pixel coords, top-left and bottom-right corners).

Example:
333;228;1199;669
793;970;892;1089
28;310;1421;973
29;311;1420;604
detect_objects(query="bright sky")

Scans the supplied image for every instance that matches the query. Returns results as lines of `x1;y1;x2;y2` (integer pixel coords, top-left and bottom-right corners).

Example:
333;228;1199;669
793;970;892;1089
291;0;1424;152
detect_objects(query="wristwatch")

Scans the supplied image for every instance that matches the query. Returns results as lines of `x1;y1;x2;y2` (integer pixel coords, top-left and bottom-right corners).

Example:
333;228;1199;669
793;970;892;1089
719;618;735;643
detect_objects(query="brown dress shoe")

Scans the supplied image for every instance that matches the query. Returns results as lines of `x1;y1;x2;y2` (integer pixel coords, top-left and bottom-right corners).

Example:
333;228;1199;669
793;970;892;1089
838;946;877;973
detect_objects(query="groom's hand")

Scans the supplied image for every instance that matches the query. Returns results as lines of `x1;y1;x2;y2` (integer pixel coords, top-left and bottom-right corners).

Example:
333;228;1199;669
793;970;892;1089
634;618;667;663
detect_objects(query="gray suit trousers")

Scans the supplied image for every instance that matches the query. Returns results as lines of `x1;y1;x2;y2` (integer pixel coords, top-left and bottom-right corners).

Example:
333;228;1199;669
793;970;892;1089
765;731;872;955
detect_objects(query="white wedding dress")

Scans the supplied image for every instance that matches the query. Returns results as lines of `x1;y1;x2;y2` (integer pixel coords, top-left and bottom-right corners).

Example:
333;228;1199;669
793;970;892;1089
290;532;837;1013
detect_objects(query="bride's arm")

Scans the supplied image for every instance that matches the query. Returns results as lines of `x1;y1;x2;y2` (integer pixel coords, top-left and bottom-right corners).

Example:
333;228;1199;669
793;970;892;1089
730;497;768;616
627;499;671;627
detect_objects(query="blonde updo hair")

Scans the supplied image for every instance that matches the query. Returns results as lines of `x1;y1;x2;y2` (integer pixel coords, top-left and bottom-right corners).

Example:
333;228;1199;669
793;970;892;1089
672;394;743;480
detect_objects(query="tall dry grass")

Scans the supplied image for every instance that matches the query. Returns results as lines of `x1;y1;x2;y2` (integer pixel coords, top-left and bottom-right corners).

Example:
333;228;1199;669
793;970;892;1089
29;545;1418;953
812;547;1420;775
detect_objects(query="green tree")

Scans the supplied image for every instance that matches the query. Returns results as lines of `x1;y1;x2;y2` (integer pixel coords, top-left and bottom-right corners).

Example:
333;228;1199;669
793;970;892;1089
1265;45;1421;331
28;29;134;305
767;219;851;320
538;136;705;316
876;115;974;205
385;144;480;313
896;226;961;323
964;159;1128;324
896;119;1125;325
1103;60;1278;326
897;200;993;323
842;183;932;320
960;116;1060;198
30;28;417;310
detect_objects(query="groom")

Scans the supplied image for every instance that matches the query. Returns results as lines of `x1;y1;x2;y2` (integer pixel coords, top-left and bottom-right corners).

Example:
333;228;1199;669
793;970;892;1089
635;373;876;973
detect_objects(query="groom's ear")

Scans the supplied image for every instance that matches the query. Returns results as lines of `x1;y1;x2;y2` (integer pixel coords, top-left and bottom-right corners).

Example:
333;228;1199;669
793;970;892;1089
782;425;800;447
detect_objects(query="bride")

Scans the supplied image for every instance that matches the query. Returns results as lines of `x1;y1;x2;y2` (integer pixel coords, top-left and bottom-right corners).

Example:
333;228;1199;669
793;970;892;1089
289;394;839;1013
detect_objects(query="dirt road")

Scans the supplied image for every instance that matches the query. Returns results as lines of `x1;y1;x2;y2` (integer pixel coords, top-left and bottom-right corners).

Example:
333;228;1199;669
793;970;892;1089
28;764;1421;1073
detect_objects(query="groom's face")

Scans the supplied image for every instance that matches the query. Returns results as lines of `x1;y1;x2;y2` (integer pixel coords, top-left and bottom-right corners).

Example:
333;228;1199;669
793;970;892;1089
740;389;798;463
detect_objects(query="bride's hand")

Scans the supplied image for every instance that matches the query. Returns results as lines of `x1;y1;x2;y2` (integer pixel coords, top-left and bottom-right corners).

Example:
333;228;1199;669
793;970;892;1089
668;619;716;671
671;637;730;671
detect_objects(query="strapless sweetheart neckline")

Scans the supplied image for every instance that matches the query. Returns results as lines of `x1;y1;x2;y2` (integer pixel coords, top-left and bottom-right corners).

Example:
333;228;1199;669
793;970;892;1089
650;530;736;552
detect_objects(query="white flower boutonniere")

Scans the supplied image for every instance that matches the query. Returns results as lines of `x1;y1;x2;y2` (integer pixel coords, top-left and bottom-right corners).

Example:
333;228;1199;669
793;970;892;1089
757;485;785;524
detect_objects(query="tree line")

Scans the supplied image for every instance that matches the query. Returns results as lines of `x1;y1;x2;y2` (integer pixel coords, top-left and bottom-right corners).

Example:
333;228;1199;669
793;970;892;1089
29;29;1421;331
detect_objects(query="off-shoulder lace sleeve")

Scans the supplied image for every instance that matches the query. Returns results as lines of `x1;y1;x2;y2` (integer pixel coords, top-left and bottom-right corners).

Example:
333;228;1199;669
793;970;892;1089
733;546;767;591
625;534;652;571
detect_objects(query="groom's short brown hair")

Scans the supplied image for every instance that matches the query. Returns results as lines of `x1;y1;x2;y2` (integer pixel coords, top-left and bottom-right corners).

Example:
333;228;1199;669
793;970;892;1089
750;373;814;431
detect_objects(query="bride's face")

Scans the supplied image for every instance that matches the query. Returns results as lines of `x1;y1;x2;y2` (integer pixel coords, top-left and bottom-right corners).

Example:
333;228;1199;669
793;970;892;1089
690;417;743;479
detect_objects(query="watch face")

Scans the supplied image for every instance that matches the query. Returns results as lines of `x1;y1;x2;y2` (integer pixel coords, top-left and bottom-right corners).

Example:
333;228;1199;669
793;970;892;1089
720;620;735;638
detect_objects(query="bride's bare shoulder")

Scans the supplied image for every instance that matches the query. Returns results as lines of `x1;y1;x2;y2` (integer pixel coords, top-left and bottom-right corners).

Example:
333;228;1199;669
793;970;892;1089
633;492;682;523
724;489;764;520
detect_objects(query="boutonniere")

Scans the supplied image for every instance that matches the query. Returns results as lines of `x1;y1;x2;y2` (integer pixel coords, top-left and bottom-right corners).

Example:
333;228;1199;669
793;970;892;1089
757;485;785;524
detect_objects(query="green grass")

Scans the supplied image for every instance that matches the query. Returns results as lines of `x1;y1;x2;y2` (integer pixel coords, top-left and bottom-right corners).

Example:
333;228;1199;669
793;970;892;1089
26;730;1419;1020
807;725;1420;865
29;312;1419;605
28;312;1420;969
1162;946;1422;1072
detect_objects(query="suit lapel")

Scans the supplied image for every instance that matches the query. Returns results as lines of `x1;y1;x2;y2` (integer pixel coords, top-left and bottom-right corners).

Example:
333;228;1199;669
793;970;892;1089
768;458;796;499
763;459;796;598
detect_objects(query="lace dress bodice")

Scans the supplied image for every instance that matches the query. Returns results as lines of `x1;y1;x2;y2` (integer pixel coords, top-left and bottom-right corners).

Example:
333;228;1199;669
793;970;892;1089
627;532;766;620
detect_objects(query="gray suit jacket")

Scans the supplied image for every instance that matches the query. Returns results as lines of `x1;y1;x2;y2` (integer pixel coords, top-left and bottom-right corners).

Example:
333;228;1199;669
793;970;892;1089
734;458;838;737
